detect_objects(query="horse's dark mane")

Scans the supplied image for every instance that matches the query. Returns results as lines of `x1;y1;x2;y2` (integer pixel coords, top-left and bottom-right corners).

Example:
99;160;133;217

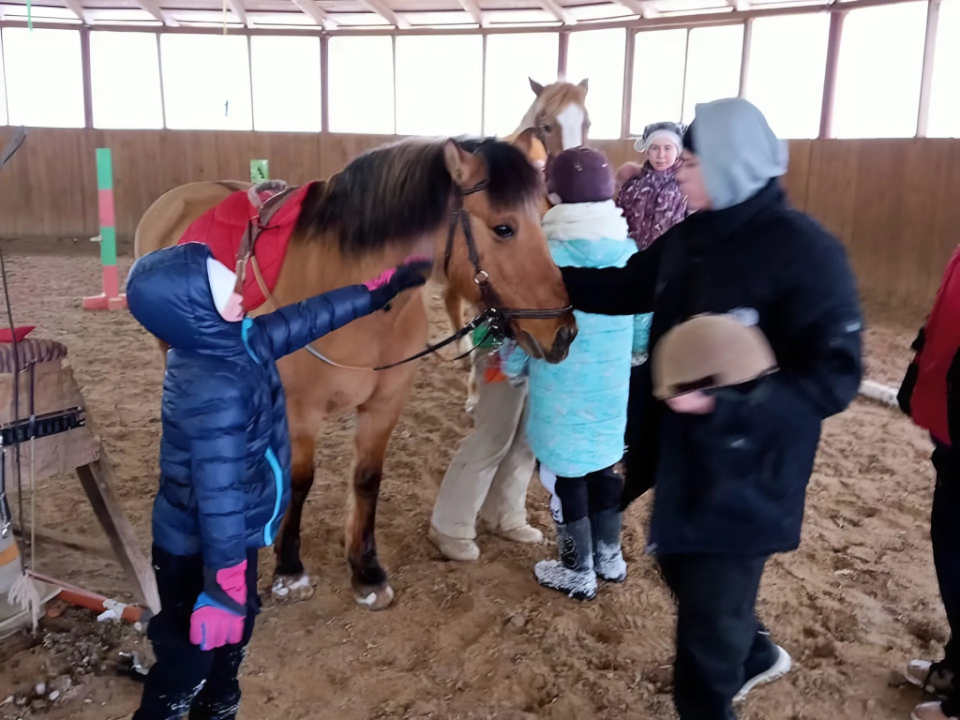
294;137;543;255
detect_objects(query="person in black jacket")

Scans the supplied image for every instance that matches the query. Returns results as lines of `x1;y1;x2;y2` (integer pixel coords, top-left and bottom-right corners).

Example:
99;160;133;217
558;98;863;720
126;242;430;720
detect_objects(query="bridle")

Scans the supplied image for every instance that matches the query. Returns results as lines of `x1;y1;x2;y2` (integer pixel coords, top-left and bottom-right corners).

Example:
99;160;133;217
367;178;571;371
237;175;572;372
442;178;572;341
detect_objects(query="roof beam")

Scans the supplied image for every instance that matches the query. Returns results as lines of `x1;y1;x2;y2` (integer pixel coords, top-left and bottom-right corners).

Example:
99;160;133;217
136;0;179;26
615;0;658;17
226;0;250;25
356;0;410;28
291;0;338;28
63;0;93;23
456;0;486;26
539;0;576;24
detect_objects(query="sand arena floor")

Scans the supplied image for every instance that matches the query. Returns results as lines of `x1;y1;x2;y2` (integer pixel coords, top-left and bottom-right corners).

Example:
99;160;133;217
0;241;947;720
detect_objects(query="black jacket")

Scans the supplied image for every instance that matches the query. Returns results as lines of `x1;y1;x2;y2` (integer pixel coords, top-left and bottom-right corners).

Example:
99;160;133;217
560;181;863;555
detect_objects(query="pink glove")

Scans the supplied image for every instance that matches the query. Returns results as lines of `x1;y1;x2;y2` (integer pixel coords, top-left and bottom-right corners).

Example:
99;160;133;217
363;267;396;291
189;560;247;651
363;255;432;291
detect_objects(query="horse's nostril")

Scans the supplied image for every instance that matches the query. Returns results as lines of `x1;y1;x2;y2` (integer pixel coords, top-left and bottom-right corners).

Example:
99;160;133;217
557;326;577;348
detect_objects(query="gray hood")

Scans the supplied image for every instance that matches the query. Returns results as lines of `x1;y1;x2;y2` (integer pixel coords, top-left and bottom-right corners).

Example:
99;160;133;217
689;98;788;211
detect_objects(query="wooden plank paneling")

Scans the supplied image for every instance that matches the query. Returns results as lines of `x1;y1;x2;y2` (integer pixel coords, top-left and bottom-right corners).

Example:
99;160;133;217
783;139;812;210
1;129;959;314
319;133;396;179
805;139;860;242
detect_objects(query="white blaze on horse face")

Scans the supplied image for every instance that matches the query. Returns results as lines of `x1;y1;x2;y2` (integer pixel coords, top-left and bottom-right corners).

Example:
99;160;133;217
556;103;585;150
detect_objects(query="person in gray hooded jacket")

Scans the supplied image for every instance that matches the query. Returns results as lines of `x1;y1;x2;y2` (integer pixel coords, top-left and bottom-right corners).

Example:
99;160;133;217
558;99;863;720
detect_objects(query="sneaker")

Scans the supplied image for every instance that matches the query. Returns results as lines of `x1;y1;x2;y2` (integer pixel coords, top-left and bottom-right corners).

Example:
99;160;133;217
906;659;955;697
734;644;792;703
494;524;543;544
428;526;480;562
912;701;959;720
478;519;543;544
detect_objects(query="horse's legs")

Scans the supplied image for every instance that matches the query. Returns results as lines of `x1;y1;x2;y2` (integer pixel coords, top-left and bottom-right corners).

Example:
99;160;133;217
346;396;406;611
271;431;317;602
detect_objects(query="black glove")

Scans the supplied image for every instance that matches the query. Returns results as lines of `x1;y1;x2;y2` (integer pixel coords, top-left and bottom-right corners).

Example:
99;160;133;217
364;258;433;310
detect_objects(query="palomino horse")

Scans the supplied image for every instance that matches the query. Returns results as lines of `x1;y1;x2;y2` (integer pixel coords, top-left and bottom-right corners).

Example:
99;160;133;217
134;136;577;609
446;78;591;409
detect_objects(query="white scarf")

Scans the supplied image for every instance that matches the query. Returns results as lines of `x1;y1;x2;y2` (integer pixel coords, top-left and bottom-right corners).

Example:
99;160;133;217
542;200;630;242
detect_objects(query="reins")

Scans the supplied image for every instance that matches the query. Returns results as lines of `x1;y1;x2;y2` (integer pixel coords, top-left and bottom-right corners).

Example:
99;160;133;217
238;173;570;372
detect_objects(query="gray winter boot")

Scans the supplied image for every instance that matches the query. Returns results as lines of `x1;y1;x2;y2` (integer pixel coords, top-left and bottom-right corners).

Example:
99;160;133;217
592;507;627;582
534;517;597;600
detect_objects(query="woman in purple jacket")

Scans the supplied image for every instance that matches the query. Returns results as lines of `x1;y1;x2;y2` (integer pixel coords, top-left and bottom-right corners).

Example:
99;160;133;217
615;121;689;505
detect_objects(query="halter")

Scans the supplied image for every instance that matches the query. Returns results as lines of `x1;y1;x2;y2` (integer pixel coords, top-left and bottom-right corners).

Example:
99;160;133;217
442;179;572;343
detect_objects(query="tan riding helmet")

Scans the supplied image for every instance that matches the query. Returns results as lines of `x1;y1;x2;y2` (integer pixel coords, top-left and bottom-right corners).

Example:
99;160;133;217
652;313;778;400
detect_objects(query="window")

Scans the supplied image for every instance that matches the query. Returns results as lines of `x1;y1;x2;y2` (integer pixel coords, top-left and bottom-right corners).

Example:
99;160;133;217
746;15;829;139
484;33;559;137
682;25;743;123
834;2;927;138
328;36;394;134
3;28;85;128
630;29;687;135
929;0;960;138
396;35;482;136
251;36;321;132
90;32;163;130
567;29;626;139
160;34;252;131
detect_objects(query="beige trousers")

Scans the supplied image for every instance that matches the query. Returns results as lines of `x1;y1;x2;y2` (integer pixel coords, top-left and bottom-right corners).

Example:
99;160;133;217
431;353;536;540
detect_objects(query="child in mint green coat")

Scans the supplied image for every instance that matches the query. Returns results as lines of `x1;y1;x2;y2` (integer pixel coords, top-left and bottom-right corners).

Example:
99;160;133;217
503;147;636;600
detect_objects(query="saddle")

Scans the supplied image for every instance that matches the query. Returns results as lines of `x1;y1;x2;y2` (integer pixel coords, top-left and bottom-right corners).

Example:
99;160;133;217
178;180;318;312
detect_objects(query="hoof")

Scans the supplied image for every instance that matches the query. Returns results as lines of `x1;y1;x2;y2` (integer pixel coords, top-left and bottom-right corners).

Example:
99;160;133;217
352;581;395;611
271;573;316;602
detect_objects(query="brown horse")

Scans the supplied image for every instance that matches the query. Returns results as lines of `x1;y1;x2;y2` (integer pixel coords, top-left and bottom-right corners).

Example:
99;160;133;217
134;135;577;610
447;78;591;410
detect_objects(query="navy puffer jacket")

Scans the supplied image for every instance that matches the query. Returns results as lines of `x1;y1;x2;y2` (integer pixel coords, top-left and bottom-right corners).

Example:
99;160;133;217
127;242;375;570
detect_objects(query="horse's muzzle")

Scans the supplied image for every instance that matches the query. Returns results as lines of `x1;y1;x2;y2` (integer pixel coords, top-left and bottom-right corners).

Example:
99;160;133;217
520;324;576;364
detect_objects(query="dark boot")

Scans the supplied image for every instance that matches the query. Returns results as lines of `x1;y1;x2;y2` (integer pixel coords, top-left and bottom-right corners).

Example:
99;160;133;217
592;507;627;582
534;517;597;600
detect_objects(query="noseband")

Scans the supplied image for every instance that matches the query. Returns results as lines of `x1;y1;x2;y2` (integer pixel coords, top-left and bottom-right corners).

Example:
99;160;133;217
442;180;571;342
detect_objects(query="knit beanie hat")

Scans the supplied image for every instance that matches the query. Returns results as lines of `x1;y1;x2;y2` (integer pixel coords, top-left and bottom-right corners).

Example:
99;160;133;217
635;121;685;153
548;147;615;204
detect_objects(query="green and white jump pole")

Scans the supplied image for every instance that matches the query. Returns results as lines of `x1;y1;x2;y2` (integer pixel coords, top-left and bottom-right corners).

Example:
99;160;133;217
83;148;126;311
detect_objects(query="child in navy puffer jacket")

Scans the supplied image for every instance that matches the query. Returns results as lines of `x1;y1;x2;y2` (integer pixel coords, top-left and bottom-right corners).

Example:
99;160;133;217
127;242;429;720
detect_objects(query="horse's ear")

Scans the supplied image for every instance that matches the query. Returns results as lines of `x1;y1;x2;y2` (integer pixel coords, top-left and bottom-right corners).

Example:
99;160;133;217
512;127;538;158
577;78;589;95
529;77;545;97
443;139;485;189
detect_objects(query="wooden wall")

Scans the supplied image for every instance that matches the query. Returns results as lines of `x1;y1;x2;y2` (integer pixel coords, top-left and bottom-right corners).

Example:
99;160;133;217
1;128;958;312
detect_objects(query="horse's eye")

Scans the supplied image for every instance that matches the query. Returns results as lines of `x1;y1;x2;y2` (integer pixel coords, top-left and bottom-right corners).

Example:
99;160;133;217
493;225;514;240
541;124;552;133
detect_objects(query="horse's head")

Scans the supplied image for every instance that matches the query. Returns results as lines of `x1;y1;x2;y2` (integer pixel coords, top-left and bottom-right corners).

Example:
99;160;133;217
523;78;591;158
440;138;577;363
